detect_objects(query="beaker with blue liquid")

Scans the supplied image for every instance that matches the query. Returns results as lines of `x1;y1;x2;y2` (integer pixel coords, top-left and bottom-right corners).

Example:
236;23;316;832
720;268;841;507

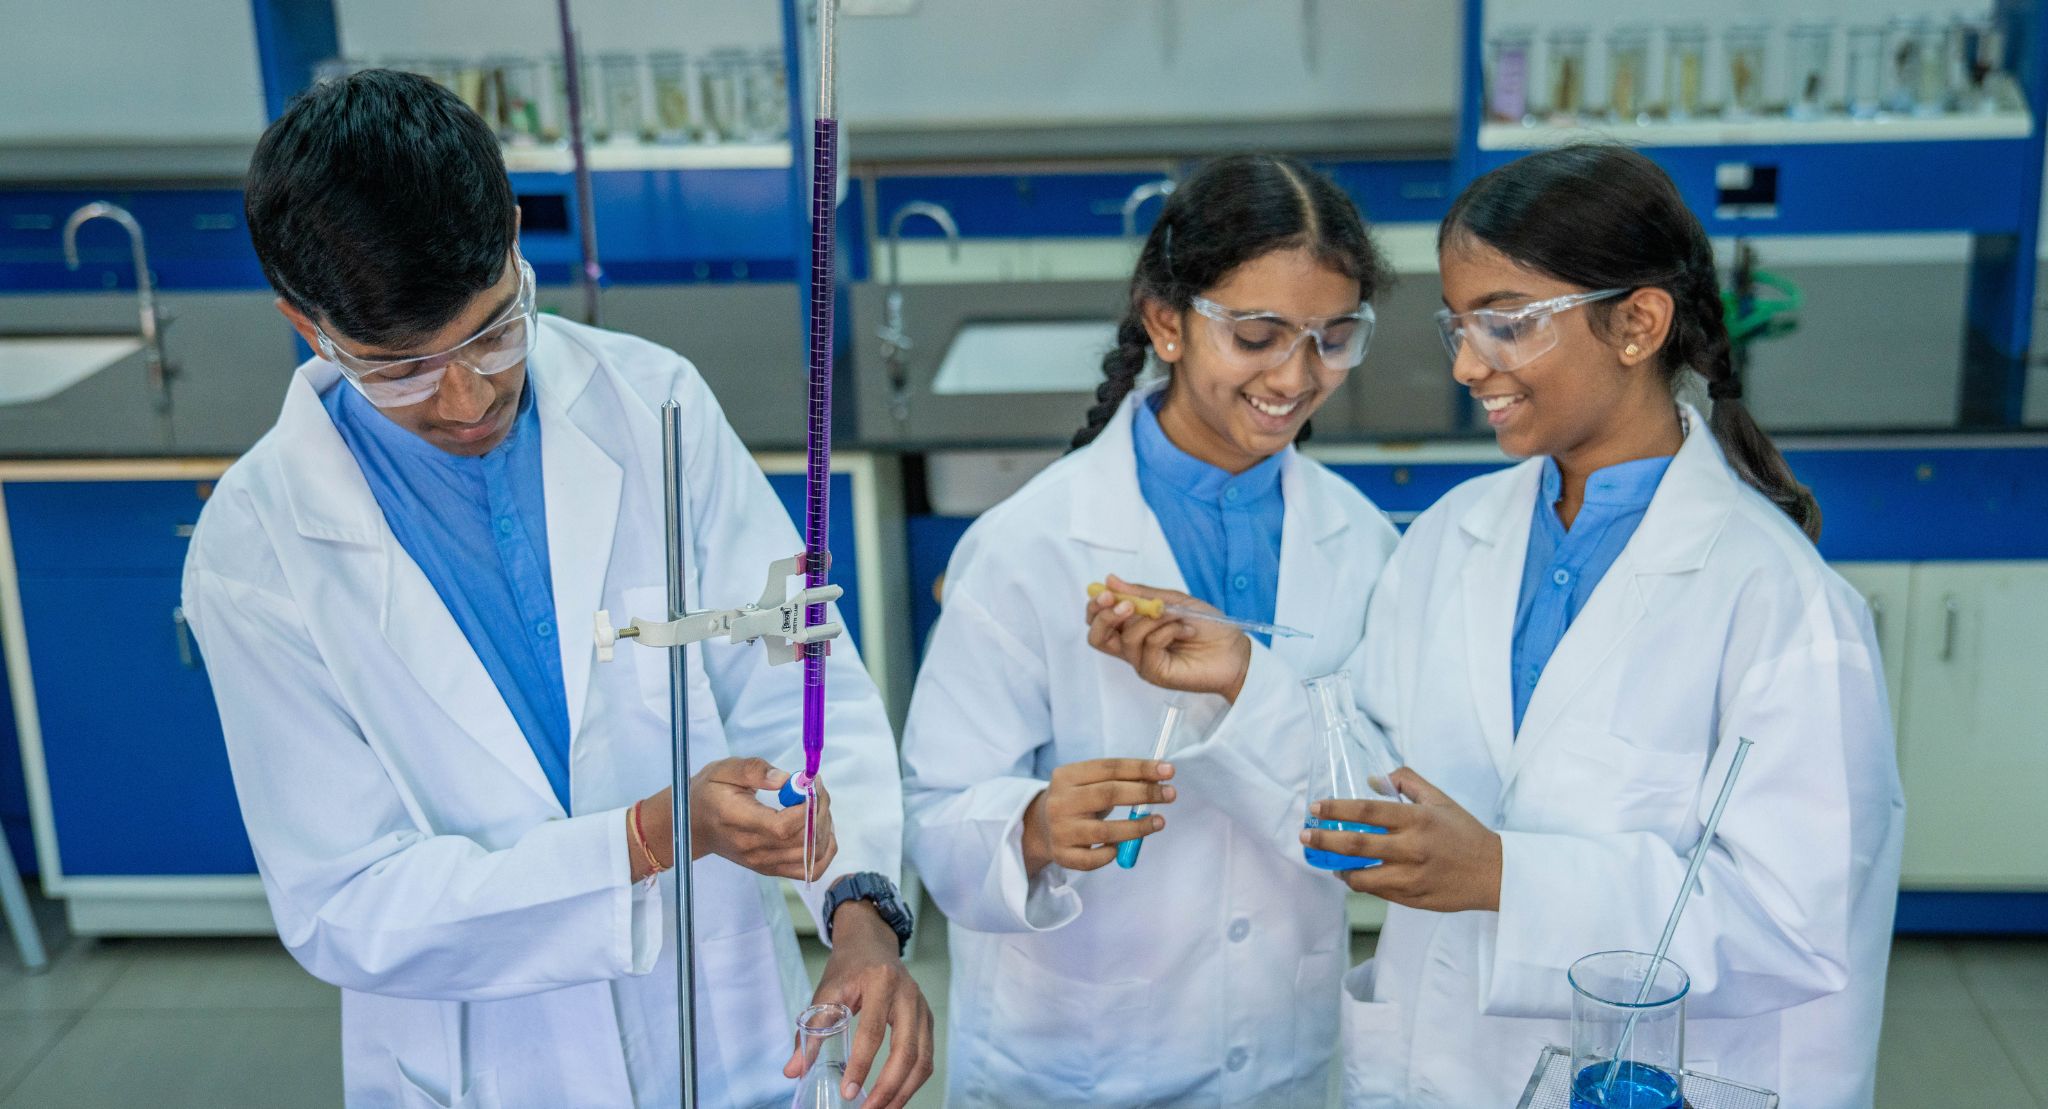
1569;950;1689;1109
1302;672;1401;870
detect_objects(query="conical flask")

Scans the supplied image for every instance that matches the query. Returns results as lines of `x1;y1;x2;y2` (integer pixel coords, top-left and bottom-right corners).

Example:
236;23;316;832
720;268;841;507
1302;672;1401;870
791;1003;865;1108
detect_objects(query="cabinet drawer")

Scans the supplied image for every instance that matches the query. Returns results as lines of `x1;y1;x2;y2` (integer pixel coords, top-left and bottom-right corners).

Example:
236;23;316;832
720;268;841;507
4;480;212;575
17;572;252;876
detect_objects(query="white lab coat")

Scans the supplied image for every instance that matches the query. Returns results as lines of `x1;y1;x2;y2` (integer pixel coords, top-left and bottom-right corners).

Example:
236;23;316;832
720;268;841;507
901;384;1399;1107
1211;404;1904;1108
181;317;903;1109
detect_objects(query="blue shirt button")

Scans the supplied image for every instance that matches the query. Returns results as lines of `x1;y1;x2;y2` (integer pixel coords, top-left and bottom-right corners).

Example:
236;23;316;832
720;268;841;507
1552;568;1571;586
1232;574;1250;591
497;517;516;536
1225;486;1241;503
535;620;554;638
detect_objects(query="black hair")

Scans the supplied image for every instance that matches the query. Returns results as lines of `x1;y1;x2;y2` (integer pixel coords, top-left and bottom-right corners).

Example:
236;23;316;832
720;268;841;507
245;69;518;349
1440;144;1821;540
1069;154;1390;451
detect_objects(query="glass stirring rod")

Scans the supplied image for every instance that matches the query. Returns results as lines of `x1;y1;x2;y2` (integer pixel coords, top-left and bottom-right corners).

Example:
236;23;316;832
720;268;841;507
1117;701;1184;869
1087;582;1312;640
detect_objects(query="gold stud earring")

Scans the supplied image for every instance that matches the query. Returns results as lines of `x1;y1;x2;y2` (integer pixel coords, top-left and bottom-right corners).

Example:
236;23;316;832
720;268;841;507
1625;343;1641;357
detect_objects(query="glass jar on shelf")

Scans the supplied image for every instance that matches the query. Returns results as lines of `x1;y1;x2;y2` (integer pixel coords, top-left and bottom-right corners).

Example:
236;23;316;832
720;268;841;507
1723;24;1769;119
599;53;646;143
1607;26;1652;123
699;48;748;143
649;52;696;144
1486;26;1536;123
1665;24;1709;120
1545;27;1591;121
548;54;605;144
1912;17;1952;114
1786;23;1834;119
745;48;788;141
485;56;545;145
1846;25;1884;118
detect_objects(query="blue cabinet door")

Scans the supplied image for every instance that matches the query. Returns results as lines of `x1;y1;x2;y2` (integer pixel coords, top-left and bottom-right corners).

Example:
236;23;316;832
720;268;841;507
14;573;254;876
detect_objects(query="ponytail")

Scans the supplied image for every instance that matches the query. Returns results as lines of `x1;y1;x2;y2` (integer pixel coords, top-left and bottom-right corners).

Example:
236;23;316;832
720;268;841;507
1673;239;1822;540
1443;143;1822;541
1070;313;1151;451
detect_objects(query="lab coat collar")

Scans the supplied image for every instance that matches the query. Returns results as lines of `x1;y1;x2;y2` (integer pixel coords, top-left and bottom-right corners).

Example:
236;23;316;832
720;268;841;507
1067;379;1346;550
264;321;622;815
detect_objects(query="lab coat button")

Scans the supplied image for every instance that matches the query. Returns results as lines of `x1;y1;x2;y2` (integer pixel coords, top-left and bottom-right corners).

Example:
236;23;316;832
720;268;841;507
1228;918;1250;942
1226;1047;1249;1072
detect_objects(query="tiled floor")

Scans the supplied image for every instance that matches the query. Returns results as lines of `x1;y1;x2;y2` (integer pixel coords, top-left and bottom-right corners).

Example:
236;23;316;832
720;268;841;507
0;892;2041;1108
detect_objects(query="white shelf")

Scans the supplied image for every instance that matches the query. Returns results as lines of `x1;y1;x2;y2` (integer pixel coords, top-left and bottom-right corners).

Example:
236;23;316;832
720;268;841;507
1479;111;2033;151
500;141;792;173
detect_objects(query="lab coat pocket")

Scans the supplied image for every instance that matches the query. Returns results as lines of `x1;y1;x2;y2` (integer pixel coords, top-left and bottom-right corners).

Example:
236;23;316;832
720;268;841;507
395;1061;500;1109
1531;726;1704;839
984;938;1150;1095
1338;960;1408;1108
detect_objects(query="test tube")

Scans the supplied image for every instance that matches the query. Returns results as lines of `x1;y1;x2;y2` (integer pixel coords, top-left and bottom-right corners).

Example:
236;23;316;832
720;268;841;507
1665;25;1709;120
1846;25;1884;118
1607;26;1652;123
1547;27;1591;121
1724;24;1769;119
649;52;696;144
1487;27;1536;123
1787;23;1834;120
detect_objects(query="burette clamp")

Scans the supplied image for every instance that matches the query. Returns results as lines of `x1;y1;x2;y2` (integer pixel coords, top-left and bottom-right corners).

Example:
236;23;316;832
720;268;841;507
594;554;843;664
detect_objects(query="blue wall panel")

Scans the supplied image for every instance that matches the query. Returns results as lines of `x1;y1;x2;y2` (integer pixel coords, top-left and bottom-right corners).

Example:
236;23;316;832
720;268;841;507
765;472;862;652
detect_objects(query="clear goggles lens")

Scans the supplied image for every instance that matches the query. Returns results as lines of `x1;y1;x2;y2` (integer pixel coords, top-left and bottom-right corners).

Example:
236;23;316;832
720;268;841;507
320;259;539;409
1189;296;1376;373
1434;288;1629;374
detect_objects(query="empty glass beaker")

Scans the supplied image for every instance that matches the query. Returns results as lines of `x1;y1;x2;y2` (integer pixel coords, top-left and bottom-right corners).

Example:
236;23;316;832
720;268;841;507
792;1003;865;1108
1846;25;1884;118
1303;672;1400;871
1547;27;1591;119
1607;27;1651;122
1724;25;1768;118
1570;951;1689;1109
1665;25;1708;120
1488;27;1536;123
1787;23;1833;119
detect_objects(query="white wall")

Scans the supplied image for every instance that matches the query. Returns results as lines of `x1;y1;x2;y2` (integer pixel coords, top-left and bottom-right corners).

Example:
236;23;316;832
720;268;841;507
836;0;1458;128
0;0;268;142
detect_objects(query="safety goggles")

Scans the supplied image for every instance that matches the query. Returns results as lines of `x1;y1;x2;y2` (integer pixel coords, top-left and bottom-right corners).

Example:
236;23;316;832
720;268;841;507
1434;288;1629;374
1188;296;1376;374
317;258;538;409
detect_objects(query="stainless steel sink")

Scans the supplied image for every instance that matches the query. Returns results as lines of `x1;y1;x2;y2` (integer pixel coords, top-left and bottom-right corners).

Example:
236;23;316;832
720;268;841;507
0;335;145;407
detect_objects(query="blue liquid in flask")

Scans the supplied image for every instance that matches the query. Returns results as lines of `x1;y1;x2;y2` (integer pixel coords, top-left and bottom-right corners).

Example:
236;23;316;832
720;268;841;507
1570;1060;1682;1109
1302;818;1384;870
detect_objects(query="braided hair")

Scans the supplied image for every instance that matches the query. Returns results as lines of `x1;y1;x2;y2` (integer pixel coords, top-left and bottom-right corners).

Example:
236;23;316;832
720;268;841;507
1440;144;1821;540
1070;154;1390;450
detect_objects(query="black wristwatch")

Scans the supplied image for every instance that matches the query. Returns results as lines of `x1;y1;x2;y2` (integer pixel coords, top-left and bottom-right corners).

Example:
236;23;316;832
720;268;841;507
822;872;914;955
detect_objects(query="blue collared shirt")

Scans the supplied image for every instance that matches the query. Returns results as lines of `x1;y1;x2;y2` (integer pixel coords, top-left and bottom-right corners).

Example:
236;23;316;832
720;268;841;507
324;379;575;810
1511;455;1672;735
1131;394;1286;646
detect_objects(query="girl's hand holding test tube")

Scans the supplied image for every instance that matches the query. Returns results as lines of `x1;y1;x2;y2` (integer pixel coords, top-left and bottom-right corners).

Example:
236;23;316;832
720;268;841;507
1021;759;1177;877
1085;574;1256;702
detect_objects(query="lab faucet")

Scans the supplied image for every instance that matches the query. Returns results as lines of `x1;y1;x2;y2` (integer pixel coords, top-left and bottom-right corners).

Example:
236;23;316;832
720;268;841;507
63;202;173;411
878;201;961;423
1120;178;1176;239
